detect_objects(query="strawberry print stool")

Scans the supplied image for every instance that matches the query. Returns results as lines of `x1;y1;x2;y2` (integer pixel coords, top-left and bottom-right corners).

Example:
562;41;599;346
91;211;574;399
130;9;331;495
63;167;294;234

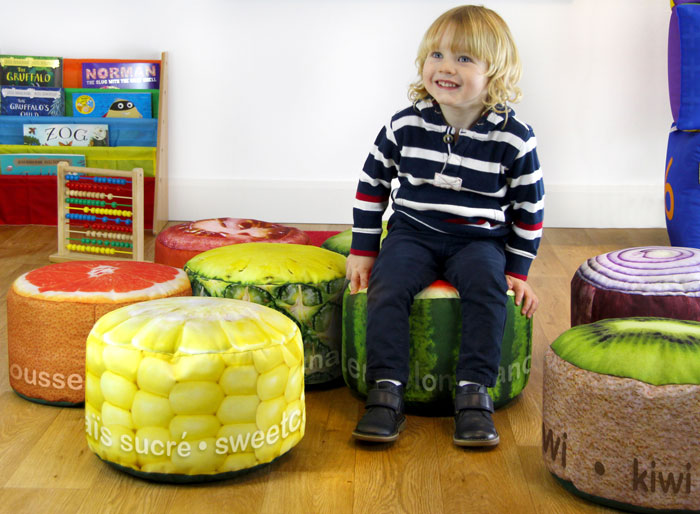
7;260;191;406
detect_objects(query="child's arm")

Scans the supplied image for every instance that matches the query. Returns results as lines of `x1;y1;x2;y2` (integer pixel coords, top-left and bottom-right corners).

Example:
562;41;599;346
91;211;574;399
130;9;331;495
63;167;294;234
349;117;400;288
505;275;538;318
504;124;544;282
346;254;376;295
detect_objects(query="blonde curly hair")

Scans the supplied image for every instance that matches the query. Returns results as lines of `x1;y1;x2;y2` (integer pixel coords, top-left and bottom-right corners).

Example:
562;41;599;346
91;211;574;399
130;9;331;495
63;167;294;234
409;5;522;116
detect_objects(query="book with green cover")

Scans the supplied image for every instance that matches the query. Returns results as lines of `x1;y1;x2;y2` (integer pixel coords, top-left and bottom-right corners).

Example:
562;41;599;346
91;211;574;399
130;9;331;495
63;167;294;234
0;55;62;87
64;88;159;118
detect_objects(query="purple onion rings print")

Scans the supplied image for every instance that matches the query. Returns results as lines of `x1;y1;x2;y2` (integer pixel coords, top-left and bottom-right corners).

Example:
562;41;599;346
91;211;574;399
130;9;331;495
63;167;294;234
571;247;700;326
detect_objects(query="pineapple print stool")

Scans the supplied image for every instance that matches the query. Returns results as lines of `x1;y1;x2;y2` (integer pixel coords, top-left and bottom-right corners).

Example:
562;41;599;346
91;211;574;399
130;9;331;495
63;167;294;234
6;261;191;406
185;243;347;386
342;281;533;415
571;247;700;326
154;218;311;268
542;317;700;512
85;297;306;483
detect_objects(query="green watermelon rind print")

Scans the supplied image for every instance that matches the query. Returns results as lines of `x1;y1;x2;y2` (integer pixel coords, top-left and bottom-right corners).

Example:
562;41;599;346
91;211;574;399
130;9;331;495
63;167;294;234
342;286;532;414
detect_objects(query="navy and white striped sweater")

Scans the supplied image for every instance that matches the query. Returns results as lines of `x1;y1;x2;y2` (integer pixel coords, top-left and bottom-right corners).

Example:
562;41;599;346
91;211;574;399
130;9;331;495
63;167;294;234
350;100;545;280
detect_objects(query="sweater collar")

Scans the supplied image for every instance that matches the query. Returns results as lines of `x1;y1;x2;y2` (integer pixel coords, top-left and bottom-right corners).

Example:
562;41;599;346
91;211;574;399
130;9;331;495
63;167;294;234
415;99;510;133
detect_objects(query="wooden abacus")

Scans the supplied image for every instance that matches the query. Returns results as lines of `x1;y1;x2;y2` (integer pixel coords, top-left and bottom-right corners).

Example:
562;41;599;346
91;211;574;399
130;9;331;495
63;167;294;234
49;161;144;262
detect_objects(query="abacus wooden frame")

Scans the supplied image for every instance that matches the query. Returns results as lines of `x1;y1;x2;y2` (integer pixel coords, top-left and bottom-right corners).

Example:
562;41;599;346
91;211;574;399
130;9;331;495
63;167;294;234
50;161;145;262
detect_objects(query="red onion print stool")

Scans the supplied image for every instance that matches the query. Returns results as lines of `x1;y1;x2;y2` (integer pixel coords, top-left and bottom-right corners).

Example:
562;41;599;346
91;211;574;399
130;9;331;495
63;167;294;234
571;247;700;326
7;260;191;405
154;218;310;268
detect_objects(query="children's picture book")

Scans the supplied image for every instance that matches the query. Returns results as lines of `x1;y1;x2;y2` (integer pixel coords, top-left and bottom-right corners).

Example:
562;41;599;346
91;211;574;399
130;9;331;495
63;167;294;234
23;123;109;147
81;62;160;89
66;90;152;118
1;86;64;116
0;153;86;175
0;55;62;87
65;88;159;118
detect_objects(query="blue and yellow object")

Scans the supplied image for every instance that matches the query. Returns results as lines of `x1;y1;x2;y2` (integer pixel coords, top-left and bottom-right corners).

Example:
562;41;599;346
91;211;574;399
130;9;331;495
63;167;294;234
65;90;152;119
665;129;700;247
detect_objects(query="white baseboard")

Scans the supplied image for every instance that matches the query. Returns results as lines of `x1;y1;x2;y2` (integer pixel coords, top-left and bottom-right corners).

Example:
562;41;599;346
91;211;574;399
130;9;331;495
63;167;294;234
543;184;666;228
169;179;667;228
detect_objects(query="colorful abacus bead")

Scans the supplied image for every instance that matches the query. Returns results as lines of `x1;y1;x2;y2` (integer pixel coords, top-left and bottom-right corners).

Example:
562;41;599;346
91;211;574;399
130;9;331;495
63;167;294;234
66;244;120;255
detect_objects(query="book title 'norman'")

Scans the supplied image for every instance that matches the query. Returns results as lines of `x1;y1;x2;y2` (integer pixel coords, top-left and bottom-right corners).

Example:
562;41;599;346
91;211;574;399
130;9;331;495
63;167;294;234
84;64;158;81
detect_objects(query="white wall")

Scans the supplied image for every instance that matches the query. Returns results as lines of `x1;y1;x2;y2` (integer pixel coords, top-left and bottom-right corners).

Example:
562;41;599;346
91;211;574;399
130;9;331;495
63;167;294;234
2;0;672;227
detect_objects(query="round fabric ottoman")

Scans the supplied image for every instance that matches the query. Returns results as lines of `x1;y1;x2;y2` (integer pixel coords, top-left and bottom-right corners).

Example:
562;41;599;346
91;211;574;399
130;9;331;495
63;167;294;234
7;261;191;406
321;222;387;255
85;296;305;482
155;218;310;268
543;317;700;512
571;246;700;326
185;243;346;386
342;280;532;415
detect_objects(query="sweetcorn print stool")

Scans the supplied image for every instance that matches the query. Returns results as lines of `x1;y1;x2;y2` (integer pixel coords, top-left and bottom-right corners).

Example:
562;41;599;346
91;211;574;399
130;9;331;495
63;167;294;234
571;247;700;326
7;260;191;405
542;317;700;512
85;297;305;482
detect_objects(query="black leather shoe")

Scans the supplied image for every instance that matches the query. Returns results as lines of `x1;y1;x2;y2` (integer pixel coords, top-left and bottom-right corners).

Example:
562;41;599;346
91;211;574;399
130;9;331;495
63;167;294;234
352;381;406;442
453;384;499;447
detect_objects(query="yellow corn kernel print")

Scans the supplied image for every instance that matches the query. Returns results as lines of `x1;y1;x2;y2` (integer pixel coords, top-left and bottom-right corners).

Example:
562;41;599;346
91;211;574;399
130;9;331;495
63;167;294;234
85;297;306;478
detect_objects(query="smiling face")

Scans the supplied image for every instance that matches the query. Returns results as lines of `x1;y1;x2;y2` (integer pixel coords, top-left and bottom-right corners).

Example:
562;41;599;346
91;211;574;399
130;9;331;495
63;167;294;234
422;31;489;128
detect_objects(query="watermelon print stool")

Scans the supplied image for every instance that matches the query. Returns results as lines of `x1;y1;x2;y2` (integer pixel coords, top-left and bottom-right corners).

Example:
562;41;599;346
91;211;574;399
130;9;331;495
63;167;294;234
7;261;191;406
85;297;305;482
185;243;347;386
342;280;533;415
542;317;700;512
155;218;310;268
571;247;700;326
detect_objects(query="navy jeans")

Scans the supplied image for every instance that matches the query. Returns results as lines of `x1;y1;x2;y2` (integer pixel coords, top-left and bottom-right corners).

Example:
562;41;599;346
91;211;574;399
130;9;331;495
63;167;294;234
365;218;508;388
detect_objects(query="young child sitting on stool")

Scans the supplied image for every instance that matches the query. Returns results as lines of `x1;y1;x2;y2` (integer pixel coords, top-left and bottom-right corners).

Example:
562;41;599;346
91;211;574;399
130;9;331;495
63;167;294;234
347;5;544;447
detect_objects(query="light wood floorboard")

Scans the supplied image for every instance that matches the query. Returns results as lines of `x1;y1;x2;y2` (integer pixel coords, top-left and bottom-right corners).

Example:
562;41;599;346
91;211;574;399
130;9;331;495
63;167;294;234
0;224;670;513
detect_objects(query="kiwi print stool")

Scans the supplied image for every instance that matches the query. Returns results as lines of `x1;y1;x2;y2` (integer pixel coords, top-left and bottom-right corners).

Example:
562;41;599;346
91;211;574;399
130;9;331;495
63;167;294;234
542;317;700;512
85;297;305;482
342;281;533;415
185;243;346;386
571;247;700;326
6;261;191;406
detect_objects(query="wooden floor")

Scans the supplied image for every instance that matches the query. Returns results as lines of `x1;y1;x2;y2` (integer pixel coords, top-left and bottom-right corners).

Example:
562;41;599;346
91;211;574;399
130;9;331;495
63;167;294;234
0;224;670;514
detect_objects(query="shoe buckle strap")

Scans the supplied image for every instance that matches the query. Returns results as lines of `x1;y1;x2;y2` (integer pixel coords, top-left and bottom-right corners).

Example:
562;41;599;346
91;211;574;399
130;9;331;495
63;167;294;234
365;389;403;411
454;391;494;413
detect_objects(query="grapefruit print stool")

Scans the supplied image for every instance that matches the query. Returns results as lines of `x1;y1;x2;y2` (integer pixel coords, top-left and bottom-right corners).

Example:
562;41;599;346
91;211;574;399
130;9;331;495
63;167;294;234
85;297;305;482
155;218;310;268
185;243;346;386
7;260;191;406
542;317;700;512
342;281;533;415
571;247;700;326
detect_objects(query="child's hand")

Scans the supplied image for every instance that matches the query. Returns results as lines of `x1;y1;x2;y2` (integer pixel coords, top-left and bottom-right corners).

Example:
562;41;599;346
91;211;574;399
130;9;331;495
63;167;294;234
505;275;539;318
346;254;376;294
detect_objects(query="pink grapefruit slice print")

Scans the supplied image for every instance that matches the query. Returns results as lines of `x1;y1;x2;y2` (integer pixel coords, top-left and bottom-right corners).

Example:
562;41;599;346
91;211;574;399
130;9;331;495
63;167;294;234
7;260;191;405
